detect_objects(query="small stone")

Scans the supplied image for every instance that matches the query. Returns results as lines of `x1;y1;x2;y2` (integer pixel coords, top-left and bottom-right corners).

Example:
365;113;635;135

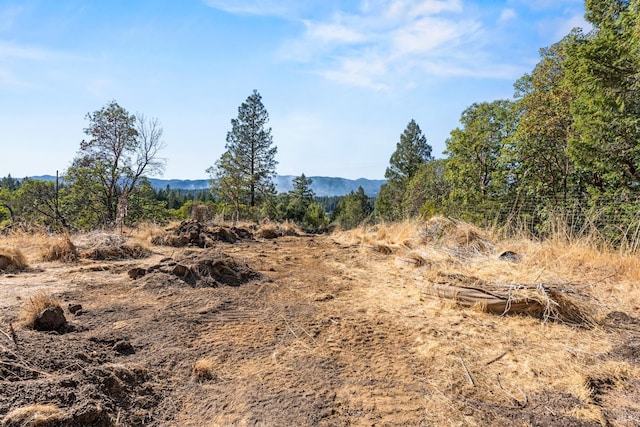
112;340;135;355
33;306;67;331
128;267;147;280
498;251;520;263
68;303;83;314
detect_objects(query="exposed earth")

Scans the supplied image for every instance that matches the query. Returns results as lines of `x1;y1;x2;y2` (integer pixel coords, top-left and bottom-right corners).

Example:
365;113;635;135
1;222;639;426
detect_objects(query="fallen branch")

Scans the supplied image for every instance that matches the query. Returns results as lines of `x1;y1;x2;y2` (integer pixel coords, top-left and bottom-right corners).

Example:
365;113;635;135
459;356;475;387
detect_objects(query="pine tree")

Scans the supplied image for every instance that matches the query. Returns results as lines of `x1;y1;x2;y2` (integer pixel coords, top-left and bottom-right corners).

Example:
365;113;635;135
209;90;277;219
376;120;432;221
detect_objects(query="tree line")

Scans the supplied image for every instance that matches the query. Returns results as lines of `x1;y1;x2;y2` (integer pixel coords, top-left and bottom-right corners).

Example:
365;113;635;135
374;0;640;247
1;0;638;244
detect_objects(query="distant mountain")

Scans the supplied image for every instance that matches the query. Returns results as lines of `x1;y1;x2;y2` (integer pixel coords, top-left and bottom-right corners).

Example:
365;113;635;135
273;176;385;197
25;175;386;197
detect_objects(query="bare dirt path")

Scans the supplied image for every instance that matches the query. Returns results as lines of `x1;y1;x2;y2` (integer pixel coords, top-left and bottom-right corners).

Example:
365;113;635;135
1;233;639;426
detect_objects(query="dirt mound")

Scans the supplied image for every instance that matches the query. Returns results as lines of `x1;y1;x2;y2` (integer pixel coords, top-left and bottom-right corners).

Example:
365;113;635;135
151;220;251;248
132;250;262;288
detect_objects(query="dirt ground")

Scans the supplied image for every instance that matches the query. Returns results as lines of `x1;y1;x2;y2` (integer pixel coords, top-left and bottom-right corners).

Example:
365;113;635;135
1;226;640;426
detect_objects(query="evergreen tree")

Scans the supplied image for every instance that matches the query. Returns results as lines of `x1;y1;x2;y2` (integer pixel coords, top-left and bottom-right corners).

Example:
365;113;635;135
287;174;314;222
334;186;372;229
209;90;277;219
376;119;432;221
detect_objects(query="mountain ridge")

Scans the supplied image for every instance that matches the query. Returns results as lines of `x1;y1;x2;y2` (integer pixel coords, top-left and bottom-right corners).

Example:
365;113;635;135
23;175;386;197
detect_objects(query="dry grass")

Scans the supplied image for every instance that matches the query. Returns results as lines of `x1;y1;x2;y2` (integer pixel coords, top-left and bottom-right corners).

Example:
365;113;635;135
337;217;640;326
255;221;302;239
40;235;78;263
2;404;65;426
74;231;151;260
0;247;28;272
192;357;217;381
20;292;62;329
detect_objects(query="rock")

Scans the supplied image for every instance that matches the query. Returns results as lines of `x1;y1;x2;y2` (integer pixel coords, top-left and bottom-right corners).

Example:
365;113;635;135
112;340;135;355
128;267;147;280
33;306;67;331
68;303;83;314
498;251;520;262
172;264;191;277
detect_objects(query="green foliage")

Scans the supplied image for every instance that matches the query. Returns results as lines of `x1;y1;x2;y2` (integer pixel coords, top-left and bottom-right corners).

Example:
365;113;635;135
0;174;20;191
506;34;585;234
375;180;404;221
334;186;372;229
402;159;450;218
65;100;166;228
125;179;171;224
564;1;640;196
286;174;315;223
375;119;432;221
385;119;433;184
209;90;278;220
303;202;329;229
444;100;517;223
14;179;68;230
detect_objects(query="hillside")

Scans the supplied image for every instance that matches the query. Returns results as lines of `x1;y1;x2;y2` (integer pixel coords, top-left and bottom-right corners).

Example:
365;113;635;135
26;175;386;197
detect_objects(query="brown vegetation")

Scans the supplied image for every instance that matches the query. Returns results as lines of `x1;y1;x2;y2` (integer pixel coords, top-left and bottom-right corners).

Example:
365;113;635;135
40;235;78;262
2;404;64;427
1;220;639;425
0;248;27;273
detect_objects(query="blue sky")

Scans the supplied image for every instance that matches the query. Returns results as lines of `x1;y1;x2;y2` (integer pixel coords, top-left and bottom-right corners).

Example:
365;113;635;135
1;0;589;180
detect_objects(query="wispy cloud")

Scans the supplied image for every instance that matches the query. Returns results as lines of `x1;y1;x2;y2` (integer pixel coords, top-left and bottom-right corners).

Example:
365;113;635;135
498;8;517;25
206;0;586;90
0;41;57;61
278;0;517;90
203;0;303;18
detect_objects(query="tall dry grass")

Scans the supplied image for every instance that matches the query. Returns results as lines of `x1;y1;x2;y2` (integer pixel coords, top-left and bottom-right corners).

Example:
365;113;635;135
0;247;28;272
337;216;640;321
40;235;79;262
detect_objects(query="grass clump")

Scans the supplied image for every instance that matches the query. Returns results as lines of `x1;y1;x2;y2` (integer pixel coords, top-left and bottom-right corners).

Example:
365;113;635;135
192;358;217;381
2;404;65;426
40;235;78;262
0;247;28;273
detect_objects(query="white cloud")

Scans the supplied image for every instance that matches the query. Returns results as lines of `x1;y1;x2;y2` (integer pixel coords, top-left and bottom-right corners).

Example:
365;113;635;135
498;8;517;25
0;41;56;61
277;0;521;89
203;0;311;19
321;55;390;91
304;21;366;44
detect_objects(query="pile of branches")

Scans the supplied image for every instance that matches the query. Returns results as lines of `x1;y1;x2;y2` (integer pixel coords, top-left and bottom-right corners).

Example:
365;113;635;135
422;272;601;326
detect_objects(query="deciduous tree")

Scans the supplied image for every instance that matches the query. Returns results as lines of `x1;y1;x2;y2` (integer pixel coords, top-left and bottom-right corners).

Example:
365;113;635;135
65;101;166;228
